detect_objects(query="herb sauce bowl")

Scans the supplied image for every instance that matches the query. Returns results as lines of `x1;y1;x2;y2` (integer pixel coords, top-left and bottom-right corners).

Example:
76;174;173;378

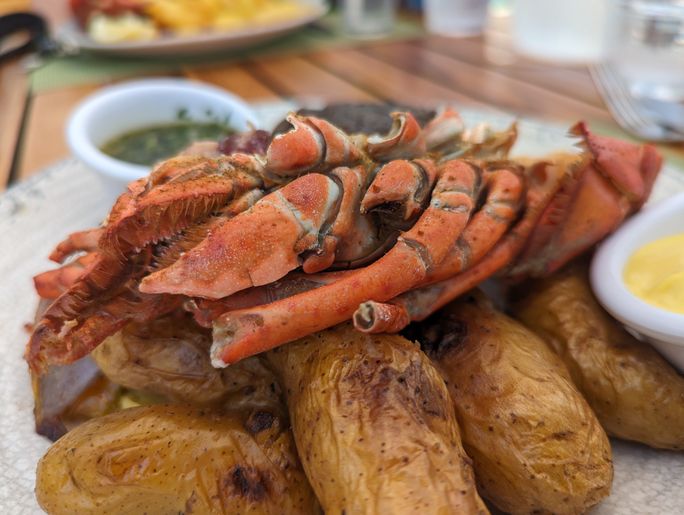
66;78;259;189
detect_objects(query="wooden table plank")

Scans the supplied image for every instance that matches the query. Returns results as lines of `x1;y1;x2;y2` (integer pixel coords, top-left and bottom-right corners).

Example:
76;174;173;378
307;48;499;111
0;59;29;189
246;56;380;103
18;84;100;181
183;64;281;102
414;36;605;109
363;41;612;123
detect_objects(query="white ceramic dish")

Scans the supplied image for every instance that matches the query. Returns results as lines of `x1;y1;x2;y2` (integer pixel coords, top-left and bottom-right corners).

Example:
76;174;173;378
66;78;259;188
2;106;684;513
591;192;684;372
57;1;328;57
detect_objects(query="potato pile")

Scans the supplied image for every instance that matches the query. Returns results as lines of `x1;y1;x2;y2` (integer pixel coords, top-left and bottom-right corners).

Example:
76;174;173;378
34;266;684;514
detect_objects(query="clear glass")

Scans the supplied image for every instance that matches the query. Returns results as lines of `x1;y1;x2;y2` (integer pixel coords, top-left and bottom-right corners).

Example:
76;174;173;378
342;0;397;37
610;0;684;101
424;0;489;37
512;0;612;62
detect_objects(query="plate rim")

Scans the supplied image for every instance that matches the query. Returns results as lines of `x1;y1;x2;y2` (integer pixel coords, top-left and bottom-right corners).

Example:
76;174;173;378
57;0;329;54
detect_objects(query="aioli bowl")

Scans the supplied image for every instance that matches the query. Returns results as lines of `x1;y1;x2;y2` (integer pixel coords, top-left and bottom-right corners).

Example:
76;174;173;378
66;78;259;188
591;192;684;372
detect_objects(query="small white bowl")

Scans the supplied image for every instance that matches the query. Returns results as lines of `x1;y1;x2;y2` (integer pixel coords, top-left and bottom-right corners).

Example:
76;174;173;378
591;192;684;372
66;78;259;188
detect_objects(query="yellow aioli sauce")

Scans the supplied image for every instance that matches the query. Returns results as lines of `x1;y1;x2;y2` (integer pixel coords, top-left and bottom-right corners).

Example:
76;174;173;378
623;233;684;314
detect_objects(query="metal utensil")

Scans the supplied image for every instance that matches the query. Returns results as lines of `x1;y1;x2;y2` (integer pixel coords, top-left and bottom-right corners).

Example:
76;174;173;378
638;96;684;135
591;63;684;142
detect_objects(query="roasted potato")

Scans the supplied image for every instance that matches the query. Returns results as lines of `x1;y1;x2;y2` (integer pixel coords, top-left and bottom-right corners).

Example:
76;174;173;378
267;323;489;515
422;293;613;515
513;264;684;450
36;404;320;514
92;314;281;410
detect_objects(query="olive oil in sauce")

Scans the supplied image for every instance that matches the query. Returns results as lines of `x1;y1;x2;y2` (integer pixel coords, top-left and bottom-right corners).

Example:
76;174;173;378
101;122;234;165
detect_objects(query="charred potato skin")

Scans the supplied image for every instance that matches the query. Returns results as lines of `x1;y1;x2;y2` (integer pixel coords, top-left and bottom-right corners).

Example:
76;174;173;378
267;323;489;515
513;265;684;450
92;315;282;411
91;315;230;405
426;294;613;515
35;404;320;515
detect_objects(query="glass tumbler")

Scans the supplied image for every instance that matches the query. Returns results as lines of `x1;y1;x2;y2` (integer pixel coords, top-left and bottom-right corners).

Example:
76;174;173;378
424;0;489;37
342;0;397;37
610;0;684;101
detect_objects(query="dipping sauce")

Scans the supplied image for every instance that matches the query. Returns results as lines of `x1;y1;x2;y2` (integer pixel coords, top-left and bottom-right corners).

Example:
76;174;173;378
101;122;234;165
623;233;684;314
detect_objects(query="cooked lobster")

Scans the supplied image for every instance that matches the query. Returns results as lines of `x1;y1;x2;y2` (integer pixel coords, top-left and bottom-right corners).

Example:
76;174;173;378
26;108;662;373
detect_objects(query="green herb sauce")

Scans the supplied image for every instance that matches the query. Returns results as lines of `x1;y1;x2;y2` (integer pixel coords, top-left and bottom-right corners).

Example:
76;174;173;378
100;122;234;165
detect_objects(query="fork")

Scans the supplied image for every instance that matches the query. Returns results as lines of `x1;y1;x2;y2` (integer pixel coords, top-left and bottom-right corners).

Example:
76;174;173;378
590;64;684;142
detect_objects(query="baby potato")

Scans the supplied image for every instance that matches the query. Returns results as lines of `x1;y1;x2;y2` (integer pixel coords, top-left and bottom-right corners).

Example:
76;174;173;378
36;404;320;514
92;315;281;410
513;264;684;450
267;323;489;515
424;293;613;515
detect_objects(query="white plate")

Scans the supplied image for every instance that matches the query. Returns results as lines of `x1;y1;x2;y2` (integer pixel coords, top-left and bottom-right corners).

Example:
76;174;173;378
1;105;683;513
57;1;328;57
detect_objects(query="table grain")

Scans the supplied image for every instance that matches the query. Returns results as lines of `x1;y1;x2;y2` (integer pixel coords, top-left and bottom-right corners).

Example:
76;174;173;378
1;5;682;191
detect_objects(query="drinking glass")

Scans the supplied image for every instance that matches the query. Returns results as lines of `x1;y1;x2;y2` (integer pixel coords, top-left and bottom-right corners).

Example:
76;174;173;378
610;0;684;101
424;0;489;37
342;0;397;37
512;0;612;62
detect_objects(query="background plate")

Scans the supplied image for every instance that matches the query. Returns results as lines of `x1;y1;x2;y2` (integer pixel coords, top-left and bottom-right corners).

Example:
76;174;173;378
1;104;683;513
57;0;328;56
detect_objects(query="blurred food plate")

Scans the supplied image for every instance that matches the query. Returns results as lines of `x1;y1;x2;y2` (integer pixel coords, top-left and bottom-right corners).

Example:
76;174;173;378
58;0;328;56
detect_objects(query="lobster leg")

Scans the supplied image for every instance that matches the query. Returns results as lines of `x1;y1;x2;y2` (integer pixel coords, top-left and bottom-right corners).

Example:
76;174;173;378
140;173;342;298
210;160;481;366
423;107;464;152
187;271;353;327
423;164;524;284
34;252;99;300
100;154;265;258
301;165;380;273
360;159;439;222
26;190;262;373
49;228;103;263
266;114;363;177
366;112;426;161
353;160;567;332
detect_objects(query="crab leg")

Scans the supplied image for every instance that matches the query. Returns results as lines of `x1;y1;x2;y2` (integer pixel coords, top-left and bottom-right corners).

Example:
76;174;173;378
353;160;567;332
210;160;481;366
140;173;342;299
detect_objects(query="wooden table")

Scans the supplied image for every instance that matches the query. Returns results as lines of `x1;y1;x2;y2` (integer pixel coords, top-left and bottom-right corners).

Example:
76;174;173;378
0;6;680;191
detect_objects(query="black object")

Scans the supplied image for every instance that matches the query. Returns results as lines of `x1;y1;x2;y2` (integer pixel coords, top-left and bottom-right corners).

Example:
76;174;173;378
272;103;437;136
0;12;56;64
